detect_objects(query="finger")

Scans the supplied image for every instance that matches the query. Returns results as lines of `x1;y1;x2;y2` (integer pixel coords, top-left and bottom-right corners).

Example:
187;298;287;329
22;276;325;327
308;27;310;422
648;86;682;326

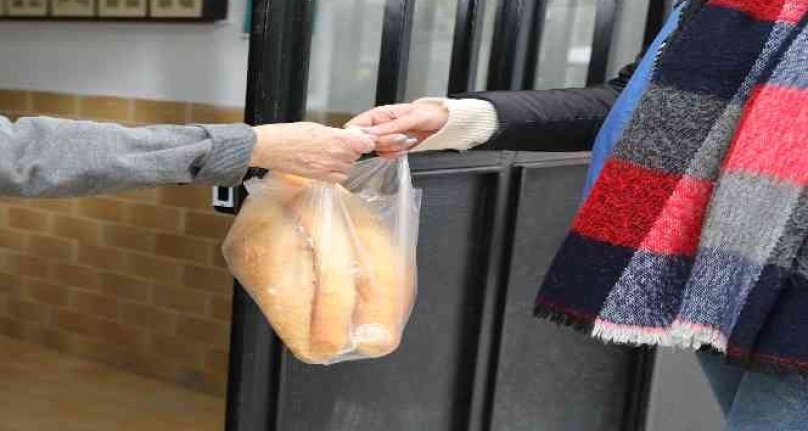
375;134;419;152
363;113;422;136
338;130;376;154
344;104;412;128
344;110;377;128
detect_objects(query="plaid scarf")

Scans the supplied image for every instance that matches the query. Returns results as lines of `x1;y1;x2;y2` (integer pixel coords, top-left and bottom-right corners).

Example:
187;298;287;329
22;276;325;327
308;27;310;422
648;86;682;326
537;0;808;373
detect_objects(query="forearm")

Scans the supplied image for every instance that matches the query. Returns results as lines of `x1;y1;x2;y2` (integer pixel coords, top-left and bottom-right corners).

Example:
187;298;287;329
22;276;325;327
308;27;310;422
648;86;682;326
0;116;255;198
464;86;618;152
417;59;638;153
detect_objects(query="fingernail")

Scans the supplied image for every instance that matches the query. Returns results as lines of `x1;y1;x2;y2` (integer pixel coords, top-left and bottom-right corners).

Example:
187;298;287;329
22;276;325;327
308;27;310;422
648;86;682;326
394;134;410;144
405;138;418;146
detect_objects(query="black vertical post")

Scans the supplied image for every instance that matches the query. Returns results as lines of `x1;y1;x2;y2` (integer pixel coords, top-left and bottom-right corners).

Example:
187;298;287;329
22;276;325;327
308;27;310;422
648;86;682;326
448;0;486;94
518;0;548;90
622;348;657;431
466;156;519;431
376;0;416;105
586;0;620;86
225;1;317;430
643;0;665;48
486;0;547;91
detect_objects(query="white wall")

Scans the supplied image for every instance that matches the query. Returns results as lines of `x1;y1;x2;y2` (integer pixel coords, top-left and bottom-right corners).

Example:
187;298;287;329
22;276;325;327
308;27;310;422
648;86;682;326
0;0;249;107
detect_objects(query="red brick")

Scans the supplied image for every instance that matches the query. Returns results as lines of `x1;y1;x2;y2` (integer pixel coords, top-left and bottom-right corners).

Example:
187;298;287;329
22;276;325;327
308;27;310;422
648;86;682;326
154;233;212;264
181;264;232;295
125;253;180;283
6;298;49;323
210;244;229;268
158;185;211;210
31;91;77;116
124;203;181;232
8;207;49;232
0;273;23;296
0;229;27;251
103;224;156;252
49;262;101;291
119;301;177;335
27;199;74;213
78;198;124;222
153;285;206;315
5;253;50;278
177;315;229;346
70;290;120;319
54;309;144;345
100;272;149;302
51;216;100;245
208;296;231;321
185;211;232;240
0;316;25;338
26;326;73;352
78;245;126;271
69;334;132;368
113;188;158;203
27;235;75;261
26;279;69;306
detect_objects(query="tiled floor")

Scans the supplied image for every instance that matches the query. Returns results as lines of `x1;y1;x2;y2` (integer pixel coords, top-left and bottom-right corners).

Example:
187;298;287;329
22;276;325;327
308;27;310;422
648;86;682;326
0;335;225;431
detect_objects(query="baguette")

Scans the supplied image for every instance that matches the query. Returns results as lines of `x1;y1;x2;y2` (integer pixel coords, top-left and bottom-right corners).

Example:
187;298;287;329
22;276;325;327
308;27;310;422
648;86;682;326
343;193;414;358
222;187;318;362
288;188;358;362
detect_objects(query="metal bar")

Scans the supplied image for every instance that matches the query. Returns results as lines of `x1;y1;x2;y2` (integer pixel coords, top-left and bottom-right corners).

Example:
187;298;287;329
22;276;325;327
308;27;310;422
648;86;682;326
518;0;548;90
466;154;520;431
486;0;544;91
375;0;416;105
413;165;504;178
486;0;523;90
448;0;486;94
225;0;318;430
621;348;657;431
586;0;620;86
642;0;667;48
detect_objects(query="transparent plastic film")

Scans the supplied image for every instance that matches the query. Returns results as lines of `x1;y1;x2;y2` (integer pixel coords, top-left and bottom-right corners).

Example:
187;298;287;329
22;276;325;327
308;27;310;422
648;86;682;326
222;157;421;365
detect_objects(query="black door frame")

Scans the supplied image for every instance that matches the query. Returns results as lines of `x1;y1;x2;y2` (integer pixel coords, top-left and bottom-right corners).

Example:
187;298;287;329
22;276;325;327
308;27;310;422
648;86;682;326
225;1;670;429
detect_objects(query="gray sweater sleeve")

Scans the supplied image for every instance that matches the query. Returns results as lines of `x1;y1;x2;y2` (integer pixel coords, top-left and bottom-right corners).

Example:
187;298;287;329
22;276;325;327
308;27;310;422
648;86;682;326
0;115;256;198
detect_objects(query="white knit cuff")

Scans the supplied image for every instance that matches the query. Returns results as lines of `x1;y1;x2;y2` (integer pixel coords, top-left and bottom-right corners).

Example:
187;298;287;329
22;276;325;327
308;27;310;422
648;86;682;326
411;97;498;152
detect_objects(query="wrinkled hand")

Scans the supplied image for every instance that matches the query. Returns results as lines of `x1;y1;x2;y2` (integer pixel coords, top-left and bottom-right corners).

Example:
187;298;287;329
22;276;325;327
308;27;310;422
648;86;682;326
251;122;375;183
345;101;449;158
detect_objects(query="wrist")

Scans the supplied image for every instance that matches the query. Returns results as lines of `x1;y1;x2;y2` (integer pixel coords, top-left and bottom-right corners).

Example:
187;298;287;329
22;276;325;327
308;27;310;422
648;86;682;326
411;98;498;152
250;125;278;168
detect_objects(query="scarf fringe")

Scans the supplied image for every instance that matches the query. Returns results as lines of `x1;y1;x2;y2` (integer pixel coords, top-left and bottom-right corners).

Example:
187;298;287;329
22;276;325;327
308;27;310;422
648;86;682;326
592;320;673;346
538;301;808;375
533;303;594;334
669;320;728;352
591;319;729;352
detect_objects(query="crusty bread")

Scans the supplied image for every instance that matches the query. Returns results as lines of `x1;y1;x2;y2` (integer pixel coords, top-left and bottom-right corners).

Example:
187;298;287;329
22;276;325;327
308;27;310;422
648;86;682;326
222;188;318;362
343;193;414;358
287;189;358;362
223;173;412;364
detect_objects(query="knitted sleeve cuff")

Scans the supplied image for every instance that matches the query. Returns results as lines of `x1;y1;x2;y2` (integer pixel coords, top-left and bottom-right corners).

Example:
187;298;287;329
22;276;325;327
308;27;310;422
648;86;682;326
194;123;257;187
411;97;499;153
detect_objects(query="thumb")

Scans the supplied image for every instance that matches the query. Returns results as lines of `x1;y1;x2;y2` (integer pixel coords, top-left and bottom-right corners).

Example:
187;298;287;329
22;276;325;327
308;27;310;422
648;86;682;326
341;127;376;153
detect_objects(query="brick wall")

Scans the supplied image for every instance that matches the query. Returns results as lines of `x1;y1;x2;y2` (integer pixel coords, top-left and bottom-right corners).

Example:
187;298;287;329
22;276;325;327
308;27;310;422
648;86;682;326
0;89;243;396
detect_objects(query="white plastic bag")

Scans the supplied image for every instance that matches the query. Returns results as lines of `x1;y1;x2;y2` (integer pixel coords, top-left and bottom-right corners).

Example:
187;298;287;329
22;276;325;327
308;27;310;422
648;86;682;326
222;157;421;365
